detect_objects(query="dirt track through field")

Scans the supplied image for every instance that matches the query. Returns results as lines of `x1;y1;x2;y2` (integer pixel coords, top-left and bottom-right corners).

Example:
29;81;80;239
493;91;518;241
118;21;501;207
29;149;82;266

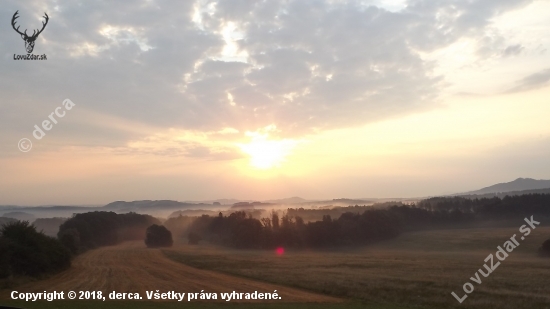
1;242;339;303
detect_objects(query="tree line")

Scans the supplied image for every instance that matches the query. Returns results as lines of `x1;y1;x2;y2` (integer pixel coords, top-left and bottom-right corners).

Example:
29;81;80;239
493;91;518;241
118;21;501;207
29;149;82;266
179;209;403;249
57;211;161;253
172;194;550;249
417;194;550;218
0;211;162;281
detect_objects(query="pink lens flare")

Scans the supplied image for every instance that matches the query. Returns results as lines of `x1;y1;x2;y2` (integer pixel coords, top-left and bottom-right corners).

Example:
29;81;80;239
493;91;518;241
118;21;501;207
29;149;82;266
276;247;285;255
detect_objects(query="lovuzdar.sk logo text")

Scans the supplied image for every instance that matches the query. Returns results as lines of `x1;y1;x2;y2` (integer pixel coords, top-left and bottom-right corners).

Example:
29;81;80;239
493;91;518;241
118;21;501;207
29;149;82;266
11;10;49;60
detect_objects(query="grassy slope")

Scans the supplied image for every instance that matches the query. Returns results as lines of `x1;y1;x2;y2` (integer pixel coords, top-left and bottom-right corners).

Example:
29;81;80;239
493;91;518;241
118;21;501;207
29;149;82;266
163;226;550;309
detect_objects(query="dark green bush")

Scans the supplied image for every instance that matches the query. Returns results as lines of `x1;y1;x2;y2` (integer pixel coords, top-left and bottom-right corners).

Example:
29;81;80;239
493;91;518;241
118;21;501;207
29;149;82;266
0;221;70;278
58;228;81;254
145;224;173;248
538;239;550;258
0;236;12;278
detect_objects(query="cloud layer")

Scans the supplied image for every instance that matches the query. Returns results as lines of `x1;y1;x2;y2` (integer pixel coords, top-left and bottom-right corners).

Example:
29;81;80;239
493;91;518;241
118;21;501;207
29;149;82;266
1;0;540;153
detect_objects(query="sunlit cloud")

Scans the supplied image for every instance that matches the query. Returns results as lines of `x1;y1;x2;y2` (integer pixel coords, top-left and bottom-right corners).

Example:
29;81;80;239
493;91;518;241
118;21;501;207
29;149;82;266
99;25;153;52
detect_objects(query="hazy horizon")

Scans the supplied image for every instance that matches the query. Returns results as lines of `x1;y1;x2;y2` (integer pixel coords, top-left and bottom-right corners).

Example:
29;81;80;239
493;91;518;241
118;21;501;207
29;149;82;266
4;176;550;208
2;0;550;205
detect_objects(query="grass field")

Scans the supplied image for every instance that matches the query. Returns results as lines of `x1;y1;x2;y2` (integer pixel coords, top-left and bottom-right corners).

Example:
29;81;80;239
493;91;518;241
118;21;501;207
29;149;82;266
0;242;340;309
163;225;550;309
2;225;549;309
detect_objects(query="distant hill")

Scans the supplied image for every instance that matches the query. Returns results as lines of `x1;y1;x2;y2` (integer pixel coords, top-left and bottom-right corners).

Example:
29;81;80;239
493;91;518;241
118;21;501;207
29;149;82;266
103;200;207;212
102;200;231;217
183;197;312;205
0;217;17;226
231;201;276;210
182;199;248;205
103;200;186;211
331;198;374;205
33;217;68;237
0;200;212;220
1;211;35;221
264;197;311;204
168;209;221;218
0;206;102;219
457;178;550;196
210;199;245;205
457;187;550;199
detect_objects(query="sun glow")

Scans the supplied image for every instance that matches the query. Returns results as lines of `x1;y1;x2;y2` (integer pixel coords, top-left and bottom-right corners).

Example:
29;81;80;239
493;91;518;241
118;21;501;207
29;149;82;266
238;130;298;169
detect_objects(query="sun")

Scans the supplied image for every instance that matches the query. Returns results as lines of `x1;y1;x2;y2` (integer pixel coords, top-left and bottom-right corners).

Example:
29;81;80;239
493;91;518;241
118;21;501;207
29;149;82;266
238;133;298;169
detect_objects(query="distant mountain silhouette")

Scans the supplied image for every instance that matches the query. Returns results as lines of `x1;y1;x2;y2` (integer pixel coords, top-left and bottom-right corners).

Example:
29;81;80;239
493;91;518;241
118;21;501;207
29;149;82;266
458;178;550;196
0;216;17;226
457;187;550;199
103;200;205;212
182;199;248;205
263;197;310;204
1;211;35;221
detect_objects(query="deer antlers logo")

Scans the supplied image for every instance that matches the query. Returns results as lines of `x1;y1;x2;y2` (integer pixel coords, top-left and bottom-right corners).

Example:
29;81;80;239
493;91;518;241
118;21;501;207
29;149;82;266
11;10;49;54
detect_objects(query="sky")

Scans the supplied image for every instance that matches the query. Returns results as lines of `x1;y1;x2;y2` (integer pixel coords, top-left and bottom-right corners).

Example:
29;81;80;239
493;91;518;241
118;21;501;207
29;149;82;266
1;0;549;205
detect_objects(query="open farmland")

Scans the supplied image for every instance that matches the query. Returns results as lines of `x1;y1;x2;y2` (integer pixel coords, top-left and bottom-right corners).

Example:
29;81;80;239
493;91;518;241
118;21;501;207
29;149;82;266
0;241;340;307
163;226;550;309
2;225;550;309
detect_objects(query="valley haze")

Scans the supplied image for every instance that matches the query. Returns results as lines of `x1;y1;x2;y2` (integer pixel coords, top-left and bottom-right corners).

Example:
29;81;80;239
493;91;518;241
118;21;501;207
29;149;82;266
2;178;550;219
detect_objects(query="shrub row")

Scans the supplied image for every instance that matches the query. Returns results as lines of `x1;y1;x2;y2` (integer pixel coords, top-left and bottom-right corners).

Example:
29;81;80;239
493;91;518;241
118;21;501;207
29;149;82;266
0;221;71;278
